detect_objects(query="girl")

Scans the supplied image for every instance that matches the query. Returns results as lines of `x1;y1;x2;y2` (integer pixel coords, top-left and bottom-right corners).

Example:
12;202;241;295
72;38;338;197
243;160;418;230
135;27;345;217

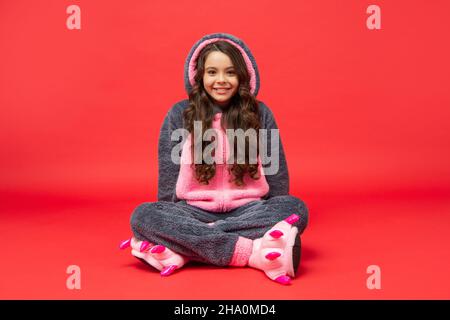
120;33;309;285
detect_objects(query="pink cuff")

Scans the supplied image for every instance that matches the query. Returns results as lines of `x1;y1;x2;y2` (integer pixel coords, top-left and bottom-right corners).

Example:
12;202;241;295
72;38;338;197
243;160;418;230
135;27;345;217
229;236;253;267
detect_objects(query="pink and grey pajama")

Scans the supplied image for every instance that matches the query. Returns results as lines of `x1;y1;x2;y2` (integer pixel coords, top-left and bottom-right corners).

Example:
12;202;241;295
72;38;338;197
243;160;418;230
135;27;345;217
129;33;309;268
131;195;308;266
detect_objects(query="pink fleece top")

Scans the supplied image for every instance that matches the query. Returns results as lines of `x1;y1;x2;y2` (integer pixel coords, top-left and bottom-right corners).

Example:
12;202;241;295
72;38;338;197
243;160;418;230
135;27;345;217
175;112;269;212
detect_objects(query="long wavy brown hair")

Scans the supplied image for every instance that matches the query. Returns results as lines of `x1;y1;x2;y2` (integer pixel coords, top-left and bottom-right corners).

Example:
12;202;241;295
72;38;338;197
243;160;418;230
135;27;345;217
183;40;262;186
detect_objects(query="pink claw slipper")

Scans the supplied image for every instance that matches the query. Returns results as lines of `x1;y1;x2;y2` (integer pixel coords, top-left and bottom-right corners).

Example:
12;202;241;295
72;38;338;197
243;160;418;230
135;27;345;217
248;214;301;285
121;237;189;276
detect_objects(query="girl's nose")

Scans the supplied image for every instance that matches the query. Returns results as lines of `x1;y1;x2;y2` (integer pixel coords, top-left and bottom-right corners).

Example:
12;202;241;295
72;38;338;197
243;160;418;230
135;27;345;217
217;73;226;82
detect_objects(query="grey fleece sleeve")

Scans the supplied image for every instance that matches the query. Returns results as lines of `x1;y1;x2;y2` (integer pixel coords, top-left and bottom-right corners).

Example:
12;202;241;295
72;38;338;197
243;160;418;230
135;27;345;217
259;102;290;197
157;103;184;202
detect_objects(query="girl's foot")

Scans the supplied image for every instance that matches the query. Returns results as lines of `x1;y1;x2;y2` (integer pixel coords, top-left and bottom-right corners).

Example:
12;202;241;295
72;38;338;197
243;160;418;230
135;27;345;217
248;214;301;285
119;237;189;276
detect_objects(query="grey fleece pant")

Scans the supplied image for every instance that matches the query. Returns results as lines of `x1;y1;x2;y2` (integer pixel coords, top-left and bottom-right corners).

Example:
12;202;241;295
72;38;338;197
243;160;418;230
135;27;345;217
130;195;309;267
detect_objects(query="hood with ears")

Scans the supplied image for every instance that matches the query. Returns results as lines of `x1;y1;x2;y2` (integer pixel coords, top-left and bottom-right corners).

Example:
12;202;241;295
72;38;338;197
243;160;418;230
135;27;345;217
183;33;260;97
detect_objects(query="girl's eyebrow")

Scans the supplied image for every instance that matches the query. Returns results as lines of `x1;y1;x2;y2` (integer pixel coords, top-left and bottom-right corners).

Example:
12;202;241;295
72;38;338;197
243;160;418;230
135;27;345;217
205;66;235;70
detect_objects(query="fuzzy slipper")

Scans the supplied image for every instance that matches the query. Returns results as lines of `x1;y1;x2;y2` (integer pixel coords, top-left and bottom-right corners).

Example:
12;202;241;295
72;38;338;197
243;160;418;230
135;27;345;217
248;214;301;285
119;237;189;276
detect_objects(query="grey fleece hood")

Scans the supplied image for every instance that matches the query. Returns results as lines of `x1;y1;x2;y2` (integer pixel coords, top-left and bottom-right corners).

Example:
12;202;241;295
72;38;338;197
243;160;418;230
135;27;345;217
183;33;261;97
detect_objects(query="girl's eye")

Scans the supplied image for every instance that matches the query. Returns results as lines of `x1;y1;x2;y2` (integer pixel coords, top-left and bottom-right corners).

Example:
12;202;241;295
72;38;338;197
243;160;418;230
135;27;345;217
207;70;236;75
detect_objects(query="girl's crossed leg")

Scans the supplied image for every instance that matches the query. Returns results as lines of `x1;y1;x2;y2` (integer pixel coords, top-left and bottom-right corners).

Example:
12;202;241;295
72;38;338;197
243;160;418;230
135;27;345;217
121;195;309;284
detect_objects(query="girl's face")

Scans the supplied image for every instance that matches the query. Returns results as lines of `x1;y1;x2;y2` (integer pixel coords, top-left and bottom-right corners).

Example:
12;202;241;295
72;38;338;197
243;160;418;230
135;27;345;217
203;51;239;107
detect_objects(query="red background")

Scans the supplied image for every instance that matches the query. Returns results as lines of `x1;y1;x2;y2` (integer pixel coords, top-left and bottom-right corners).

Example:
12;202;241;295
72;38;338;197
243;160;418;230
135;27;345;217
1;0;449;299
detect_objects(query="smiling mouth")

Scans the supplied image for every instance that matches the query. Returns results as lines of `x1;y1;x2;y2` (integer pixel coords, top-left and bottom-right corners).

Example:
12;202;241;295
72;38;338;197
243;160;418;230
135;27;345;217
214;88;230;93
